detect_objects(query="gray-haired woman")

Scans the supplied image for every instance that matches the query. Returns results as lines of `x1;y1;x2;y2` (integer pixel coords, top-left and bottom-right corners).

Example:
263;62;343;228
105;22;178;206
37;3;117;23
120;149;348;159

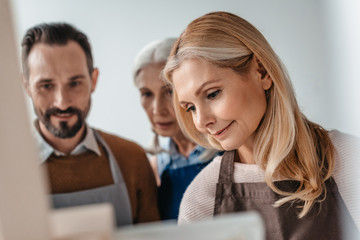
133;38;220;220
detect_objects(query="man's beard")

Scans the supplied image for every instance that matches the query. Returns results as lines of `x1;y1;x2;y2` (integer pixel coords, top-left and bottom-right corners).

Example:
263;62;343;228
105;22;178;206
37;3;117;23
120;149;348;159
35;101;90;139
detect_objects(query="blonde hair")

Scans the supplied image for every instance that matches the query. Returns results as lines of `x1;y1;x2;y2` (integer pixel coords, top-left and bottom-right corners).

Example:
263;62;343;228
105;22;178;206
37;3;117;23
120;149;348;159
163;11;334;218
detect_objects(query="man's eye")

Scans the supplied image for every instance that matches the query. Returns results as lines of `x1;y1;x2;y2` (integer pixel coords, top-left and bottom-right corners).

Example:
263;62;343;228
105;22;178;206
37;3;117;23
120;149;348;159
207;90;221;99
186;105;196;112
69;81;80;87
41;84;53;90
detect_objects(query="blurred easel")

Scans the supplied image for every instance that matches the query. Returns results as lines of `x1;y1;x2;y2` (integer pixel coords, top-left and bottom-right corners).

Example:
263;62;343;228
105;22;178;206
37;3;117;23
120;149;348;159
0;0;114;239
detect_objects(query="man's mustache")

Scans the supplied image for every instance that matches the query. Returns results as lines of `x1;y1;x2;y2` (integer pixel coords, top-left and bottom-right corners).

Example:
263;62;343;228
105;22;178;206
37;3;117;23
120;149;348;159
45;107;81;117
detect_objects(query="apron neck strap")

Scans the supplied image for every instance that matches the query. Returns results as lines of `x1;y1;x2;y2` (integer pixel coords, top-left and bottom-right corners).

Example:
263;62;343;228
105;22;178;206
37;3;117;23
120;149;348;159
218;150;235;183
93;130;124;184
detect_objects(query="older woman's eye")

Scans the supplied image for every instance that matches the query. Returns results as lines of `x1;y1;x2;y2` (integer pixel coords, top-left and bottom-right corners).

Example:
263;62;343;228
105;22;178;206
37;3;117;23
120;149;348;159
141;91;153;98
166;88;173;96
186;105;196;112
207;90;221;99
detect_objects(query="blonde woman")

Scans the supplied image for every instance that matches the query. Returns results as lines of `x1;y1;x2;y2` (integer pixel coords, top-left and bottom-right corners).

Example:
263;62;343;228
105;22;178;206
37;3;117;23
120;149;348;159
163;11;360;239
133;38;220;220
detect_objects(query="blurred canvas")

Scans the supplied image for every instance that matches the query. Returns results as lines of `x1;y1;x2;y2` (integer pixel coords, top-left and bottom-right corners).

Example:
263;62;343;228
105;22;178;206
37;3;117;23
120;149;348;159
115;211;264;240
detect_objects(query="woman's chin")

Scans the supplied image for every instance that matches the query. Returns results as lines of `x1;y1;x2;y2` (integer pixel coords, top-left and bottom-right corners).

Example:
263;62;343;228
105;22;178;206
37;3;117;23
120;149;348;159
219;141;240;151
155;129;175;138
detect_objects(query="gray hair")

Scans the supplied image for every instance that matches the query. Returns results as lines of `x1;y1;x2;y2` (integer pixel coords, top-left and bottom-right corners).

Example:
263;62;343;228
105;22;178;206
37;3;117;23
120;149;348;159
132;37;177;82
134;37;220;161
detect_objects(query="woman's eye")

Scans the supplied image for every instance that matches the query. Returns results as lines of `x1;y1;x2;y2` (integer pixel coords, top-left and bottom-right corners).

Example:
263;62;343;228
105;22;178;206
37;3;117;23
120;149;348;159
164;86;173;96
207;90;221;99
167;88;173;96
186;105;196;112
141;91;153;98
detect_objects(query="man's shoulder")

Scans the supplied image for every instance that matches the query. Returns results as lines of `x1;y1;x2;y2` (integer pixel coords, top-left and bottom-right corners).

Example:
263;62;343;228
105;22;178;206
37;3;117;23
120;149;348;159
95;128;145;155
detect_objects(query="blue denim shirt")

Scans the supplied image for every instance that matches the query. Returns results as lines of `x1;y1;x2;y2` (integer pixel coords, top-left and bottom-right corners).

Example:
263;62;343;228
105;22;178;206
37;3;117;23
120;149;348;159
156;138;218;220
157;138;208;177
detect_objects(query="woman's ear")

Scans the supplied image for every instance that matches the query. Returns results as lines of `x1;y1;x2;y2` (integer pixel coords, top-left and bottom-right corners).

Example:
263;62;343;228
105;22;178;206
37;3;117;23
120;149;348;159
256;57;273;90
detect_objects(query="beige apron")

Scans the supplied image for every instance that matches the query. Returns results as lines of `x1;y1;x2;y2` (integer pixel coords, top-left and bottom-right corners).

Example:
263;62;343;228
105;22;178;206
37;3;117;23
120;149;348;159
214;150;359;240
51;130;132;227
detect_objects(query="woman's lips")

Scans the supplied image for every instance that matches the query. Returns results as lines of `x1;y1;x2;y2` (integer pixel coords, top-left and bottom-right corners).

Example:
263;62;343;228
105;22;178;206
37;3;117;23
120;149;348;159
155;121;174;129
213;121;234;138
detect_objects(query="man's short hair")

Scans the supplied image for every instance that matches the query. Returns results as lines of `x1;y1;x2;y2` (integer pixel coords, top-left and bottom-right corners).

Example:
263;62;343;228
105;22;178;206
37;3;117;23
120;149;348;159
21;23;94;79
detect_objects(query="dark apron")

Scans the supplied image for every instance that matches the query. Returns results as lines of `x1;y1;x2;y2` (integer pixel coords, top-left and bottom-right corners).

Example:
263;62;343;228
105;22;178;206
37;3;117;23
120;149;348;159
214;150;359;240
158;161;210;220
51;130;132;227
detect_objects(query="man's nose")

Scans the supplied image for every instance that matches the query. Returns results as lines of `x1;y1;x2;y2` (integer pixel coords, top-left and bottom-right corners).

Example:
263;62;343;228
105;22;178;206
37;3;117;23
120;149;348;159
53;87;71;110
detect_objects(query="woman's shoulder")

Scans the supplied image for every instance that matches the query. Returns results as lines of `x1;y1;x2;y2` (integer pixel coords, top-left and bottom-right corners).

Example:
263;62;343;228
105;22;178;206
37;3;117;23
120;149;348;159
181;155;222;187
194;155;222;179
328;130;360;160
328;129;360;169
329;129;360;144
178;155;222;224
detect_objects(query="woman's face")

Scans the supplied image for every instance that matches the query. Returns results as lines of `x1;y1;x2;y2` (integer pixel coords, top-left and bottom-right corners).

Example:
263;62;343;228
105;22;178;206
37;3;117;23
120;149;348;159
172;58;272;151
136;62;182;137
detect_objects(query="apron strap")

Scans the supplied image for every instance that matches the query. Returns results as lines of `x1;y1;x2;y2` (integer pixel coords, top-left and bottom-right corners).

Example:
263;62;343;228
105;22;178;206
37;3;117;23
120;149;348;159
218;150;235;183
93;130;123;184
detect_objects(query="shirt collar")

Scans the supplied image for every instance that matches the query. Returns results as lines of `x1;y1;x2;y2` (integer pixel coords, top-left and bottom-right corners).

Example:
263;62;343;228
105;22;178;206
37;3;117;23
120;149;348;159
34;122;101;163
168;138;205;156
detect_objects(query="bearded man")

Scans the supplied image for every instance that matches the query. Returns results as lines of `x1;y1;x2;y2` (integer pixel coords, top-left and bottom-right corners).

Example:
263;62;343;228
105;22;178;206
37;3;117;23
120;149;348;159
21;22;159;227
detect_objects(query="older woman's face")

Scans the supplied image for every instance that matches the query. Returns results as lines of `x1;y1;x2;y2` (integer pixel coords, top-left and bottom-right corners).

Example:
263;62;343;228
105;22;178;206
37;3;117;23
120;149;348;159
136;63;182;137
172;58;272;151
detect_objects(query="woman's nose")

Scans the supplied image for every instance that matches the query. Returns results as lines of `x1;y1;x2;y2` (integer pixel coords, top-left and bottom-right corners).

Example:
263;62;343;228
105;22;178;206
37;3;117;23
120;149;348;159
152;96;167;115
193;106;215;132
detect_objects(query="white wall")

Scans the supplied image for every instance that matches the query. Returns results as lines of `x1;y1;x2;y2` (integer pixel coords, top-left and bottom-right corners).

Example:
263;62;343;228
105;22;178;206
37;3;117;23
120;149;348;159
10;0;360;148
323;0;360;137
